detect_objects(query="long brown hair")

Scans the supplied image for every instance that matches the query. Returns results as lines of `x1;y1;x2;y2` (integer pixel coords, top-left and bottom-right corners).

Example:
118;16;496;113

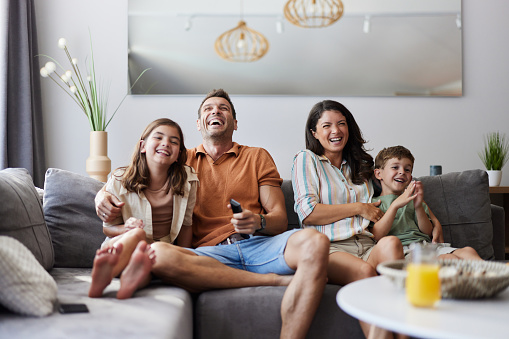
305;100;374;185
117;118;188;195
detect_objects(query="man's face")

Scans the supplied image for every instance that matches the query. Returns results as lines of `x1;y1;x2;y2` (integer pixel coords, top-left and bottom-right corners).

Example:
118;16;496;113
197;97;237;140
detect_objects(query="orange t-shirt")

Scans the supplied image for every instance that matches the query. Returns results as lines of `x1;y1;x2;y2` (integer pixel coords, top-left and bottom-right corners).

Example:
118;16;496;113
186;143;283;248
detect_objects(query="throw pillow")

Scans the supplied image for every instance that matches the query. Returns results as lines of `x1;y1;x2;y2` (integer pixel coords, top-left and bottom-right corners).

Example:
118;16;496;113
0;236;57;316
43;168;105;268
0;168;54;270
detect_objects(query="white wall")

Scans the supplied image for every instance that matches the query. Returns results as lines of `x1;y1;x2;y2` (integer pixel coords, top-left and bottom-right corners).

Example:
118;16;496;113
35;0;509;184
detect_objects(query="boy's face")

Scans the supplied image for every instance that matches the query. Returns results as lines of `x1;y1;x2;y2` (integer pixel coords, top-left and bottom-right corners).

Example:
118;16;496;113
375;157;414;195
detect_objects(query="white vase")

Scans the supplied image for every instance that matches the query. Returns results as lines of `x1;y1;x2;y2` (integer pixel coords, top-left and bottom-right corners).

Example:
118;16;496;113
487;170;502;187
86;131;111;182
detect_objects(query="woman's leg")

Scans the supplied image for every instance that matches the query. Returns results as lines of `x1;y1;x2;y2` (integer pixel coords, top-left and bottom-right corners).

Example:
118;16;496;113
439;246;482;260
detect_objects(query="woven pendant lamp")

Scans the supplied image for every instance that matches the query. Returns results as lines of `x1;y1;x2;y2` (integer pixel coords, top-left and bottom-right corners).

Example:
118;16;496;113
284;0;344;28
214;20;269;62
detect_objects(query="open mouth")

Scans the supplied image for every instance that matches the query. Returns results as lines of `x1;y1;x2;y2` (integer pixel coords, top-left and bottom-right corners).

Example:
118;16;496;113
330;137;342;143
156;150;170;156
394;178;405;183
208;118;224;126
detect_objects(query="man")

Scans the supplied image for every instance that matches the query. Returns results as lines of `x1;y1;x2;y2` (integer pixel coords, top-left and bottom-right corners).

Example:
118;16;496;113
96;89;329;339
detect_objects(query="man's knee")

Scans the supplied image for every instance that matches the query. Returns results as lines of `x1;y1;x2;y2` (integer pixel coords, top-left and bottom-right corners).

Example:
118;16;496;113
291;229;329;262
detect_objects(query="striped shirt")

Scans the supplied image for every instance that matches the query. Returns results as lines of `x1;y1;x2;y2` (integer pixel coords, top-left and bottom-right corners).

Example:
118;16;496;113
291;149;374;241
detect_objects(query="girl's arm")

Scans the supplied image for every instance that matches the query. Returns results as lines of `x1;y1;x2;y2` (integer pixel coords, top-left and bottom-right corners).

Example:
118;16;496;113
175;225;192;248
103;217;144;238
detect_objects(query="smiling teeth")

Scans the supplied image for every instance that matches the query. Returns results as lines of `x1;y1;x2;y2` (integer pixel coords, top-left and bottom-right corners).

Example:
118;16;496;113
330;138;341;142
209;119;223;126
157;150;170;156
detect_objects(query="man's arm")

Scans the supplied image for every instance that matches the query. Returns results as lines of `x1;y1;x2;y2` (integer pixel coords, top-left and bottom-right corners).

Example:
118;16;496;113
95;185;124;223
230;185;288;236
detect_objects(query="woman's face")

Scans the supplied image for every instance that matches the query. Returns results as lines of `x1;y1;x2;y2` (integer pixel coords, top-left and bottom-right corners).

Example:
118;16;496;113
312;110;349;160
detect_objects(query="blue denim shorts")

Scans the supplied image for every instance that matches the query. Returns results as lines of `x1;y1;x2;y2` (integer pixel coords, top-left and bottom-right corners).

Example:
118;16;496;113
190;229;301;275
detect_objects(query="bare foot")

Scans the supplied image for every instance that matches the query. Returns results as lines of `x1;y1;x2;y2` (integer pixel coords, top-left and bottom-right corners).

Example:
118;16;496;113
117;241;156;299
88;243;124;298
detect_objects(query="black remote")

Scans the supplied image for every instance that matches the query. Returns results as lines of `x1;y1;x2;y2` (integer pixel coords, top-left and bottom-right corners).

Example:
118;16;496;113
230;199;242;213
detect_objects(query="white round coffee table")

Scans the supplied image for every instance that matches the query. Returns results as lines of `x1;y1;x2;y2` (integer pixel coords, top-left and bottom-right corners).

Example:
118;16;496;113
337;275;509;339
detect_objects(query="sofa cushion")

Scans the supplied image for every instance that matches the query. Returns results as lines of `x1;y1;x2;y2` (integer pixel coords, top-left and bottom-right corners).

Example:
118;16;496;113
0;236;57;316
0;168;54;270
417;169;494;260
43;168;105;268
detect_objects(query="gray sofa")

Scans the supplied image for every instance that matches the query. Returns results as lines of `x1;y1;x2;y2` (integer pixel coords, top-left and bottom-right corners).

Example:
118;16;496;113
0;167;504;339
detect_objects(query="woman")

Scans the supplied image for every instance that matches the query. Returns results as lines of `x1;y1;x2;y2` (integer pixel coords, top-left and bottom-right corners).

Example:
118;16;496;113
292;100;404;285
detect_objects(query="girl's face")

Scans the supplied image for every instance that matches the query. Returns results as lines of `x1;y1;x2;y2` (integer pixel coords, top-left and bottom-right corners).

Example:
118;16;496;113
312;110;349;160
141;125;181;169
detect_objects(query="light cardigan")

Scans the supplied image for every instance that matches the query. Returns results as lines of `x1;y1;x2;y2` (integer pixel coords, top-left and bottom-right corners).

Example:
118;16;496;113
291;149;374;241
104;165;199;244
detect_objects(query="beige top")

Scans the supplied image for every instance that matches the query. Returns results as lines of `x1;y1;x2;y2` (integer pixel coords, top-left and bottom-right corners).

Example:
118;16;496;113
103;166;198;243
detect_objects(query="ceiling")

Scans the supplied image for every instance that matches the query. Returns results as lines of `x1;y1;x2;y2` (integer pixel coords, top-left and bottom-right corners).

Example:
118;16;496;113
128;0;462;96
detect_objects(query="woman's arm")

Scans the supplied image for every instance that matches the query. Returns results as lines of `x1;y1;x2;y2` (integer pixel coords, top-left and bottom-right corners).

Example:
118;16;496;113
302;201;383;226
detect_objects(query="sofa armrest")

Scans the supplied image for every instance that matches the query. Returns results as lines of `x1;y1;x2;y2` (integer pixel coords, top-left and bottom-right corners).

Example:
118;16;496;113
491;204;505;260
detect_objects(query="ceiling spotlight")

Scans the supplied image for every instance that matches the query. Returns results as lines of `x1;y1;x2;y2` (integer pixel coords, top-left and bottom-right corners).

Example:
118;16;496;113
456;14;462;30
185;17;193;31
363;15;371;34
276;17;285;34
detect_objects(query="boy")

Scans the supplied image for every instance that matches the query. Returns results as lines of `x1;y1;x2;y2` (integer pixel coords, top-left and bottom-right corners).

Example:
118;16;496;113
371;145;481;260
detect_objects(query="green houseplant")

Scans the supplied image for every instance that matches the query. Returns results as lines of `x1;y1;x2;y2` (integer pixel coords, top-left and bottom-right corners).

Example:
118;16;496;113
39;35;148;181
478;131;509;186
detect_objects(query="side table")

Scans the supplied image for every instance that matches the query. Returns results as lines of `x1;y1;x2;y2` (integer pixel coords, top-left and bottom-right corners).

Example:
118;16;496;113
337;275;509;339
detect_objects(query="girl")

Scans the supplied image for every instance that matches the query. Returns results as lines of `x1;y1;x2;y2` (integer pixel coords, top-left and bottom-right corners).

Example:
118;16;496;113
89;118;198;299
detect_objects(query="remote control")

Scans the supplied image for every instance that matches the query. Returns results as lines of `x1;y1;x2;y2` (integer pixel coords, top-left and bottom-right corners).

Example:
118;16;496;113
230;199;242;213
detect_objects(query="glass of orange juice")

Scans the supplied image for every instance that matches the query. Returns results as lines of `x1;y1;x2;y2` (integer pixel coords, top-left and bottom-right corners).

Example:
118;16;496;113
406;243;441;307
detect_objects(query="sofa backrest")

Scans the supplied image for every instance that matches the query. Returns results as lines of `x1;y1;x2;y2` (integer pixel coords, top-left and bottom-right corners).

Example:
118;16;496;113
282;169;496;260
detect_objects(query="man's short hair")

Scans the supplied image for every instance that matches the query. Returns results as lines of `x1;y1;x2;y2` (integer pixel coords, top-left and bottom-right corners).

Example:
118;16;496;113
198;88;236;119
375;145;415;169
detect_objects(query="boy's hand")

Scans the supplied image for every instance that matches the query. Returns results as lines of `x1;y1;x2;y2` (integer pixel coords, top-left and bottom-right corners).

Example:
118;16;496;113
392;181;417;209
413;181;425;206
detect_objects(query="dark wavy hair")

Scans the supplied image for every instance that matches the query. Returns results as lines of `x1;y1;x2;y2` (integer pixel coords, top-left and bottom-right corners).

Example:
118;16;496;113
117;118;188;196
197;88;236;119
305;100;374;185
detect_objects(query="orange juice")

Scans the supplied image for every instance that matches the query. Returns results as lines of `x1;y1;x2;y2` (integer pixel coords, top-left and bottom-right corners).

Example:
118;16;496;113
406;263;441;307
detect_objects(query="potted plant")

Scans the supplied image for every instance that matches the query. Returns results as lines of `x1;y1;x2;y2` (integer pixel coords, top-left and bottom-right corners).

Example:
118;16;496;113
39;35;148;182
478;131;509;186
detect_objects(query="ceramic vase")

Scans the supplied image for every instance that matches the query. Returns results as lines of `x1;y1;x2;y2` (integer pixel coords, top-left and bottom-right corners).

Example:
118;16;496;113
487;170;502;187
86;131;111;182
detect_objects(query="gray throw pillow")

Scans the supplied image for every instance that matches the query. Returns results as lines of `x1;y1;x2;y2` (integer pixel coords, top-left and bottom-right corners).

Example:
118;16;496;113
43;168;105;267
0;168;54;270
418;169;494;260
